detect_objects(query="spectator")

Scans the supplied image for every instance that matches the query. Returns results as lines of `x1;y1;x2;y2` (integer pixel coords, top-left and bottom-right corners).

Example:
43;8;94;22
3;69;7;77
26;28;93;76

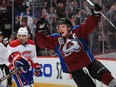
19;14;32;39
0;0;7;11
98;32;109;52
9;32;17;43
56;3;66;18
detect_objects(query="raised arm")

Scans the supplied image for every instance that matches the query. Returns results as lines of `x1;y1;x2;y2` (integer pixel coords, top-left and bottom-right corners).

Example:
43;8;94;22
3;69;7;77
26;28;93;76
75;3;102;37
35;18;58;50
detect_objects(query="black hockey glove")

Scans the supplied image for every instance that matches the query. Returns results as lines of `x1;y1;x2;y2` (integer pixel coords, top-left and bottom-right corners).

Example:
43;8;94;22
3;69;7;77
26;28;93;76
36;18;46;31
36;18;50;35
91;3;102;16
15;58;30;73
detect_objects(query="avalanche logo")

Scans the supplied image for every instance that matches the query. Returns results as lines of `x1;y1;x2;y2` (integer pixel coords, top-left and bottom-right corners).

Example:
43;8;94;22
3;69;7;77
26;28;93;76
62;39;81;57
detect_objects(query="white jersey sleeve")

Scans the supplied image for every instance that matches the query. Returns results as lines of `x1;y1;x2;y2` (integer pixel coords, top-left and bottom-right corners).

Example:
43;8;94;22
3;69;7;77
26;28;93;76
29;44;38;64
5;44;15;65
0;43;7;65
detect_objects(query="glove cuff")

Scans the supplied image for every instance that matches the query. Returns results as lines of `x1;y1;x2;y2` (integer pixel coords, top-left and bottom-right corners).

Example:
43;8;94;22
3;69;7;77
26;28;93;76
40;23;45;29
91;9;101;16
33;63;41;68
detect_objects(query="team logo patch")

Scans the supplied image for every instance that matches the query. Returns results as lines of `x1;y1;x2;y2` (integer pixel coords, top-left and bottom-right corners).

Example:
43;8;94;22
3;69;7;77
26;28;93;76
62;38;81;57
58;37;64;45
22;51;31;59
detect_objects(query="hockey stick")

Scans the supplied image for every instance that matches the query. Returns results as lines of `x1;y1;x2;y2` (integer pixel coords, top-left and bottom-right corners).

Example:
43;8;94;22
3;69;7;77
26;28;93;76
0;67;22;83
86;0;116;29
20;74;32;87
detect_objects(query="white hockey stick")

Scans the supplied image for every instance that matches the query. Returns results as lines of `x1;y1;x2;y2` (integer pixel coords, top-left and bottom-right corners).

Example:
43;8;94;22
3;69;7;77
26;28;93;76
87;0;116;29
0;67;22;83
87;0;94;6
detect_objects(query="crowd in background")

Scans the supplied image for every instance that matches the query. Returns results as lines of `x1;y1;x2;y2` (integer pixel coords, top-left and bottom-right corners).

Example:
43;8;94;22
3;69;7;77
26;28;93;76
0;0;116;56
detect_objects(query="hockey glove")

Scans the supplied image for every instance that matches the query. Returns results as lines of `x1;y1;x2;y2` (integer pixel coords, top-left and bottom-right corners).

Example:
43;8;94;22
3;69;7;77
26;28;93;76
36;18;46;31
8;51;22;63
91;3;102;16
8;64;16;70
8;52;30;73
36;18;50;35
15;58;30;73
33;63;41;77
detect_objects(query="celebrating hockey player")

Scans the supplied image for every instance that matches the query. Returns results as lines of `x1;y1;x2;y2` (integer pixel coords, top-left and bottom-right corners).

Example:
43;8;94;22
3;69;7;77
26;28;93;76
6;27;41;87
35;3;116;87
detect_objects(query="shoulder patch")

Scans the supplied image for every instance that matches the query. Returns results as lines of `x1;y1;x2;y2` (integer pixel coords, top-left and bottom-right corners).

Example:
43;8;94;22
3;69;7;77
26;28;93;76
58;37;64;45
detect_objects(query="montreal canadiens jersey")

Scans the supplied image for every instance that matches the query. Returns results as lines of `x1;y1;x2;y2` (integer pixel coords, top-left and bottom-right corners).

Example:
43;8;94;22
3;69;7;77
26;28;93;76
6;39;37;65
0;43;7;64
35;15;101;73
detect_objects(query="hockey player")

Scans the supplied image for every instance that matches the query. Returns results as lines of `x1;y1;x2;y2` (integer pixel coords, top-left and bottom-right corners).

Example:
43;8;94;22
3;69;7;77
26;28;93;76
6;27;41;87
8;51;41;86
0;68;6;87
35;3;116;87
0;31;12;87
0;43;7;87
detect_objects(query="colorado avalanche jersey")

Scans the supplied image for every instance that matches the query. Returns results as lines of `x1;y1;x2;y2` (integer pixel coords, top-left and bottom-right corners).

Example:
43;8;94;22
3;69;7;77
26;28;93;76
35;15;101;73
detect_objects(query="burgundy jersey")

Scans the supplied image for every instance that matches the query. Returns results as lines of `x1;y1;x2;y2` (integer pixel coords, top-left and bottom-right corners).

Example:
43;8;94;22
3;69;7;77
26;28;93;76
35;15;101;72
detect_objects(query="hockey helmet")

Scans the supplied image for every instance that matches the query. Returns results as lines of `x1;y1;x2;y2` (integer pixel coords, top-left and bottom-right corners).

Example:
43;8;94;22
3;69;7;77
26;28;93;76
57;18;73;29
17;27;28;36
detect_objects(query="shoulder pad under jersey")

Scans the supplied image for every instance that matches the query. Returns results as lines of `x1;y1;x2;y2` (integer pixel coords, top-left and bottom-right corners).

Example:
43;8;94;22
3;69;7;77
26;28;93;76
72;25;80;30
51;33;61;37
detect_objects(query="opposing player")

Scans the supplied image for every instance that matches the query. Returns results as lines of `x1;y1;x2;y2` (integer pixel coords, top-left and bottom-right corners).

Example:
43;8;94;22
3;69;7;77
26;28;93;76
0;31;12;87
6;27;41;87
0;42;7;87
35;3;116;87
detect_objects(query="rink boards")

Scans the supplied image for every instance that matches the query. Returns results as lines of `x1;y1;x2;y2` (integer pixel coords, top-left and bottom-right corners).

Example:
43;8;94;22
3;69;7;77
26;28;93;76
12;55;116;87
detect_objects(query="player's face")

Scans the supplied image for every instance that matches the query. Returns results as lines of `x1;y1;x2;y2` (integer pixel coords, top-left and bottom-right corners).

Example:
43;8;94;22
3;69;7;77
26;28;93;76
58;24;70;37
17;34;27;44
